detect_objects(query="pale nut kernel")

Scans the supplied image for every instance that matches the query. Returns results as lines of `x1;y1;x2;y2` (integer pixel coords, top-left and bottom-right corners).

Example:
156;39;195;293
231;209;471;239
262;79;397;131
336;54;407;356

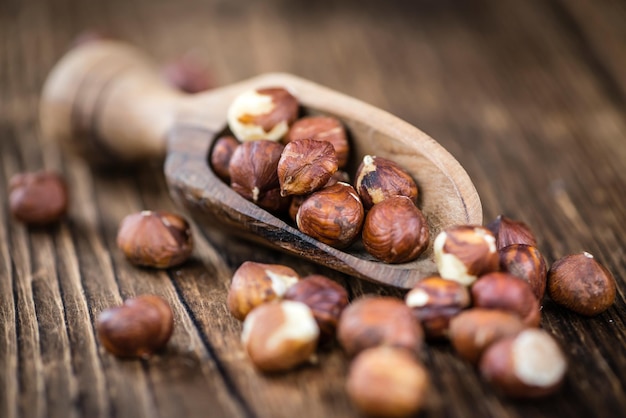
116;211;193;268
499;244;547;300
479;328;567;398
9;171;68;225
346;347;429;418
241;300;319;372
227;87;299;142
354;155;418;209
433;225;499;286
277;138;338;196
210;135;240;182
285;116;350;168
227;261;300;321
362;196;430;264
547;252;616;316
487;215;538;250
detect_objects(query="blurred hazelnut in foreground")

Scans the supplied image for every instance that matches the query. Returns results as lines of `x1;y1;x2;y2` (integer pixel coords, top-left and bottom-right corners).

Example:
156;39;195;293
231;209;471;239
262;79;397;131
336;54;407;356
9;171;68;225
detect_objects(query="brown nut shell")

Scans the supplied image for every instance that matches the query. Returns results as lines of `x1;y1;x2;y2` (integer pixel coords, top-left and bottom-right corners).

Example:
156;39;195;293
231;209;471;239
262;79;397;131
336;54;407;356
355;155;418;209
499;244;547;300
9;171;68;225
487;215;538;250
210;135;239;182
286;116;350;168
278;139;338;196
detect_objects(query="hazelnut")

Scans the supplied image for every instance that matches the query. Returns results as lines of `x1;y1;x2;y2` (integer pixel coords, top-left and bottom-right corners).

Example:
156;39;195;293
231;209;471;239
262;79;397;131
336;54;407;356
405;276;471;339
346;347;429;418
227;87;299;142
227;261;300;321
161;53;213;93
354;155;418;209
296;182;364;248
277;139;338;196
284;275;349;342
9;171;68;225
479;328;567;398
362;196;429;264
471;272;541;327
285;116;350;168
499;244;547;300
96;295;174;358
210;135;239;182
116;211;193;268
448;308;527;364
547;252;616;316
287;171;349;222
241;300;319;372
433;225;499;285
337;296;423;357
487;215;538;250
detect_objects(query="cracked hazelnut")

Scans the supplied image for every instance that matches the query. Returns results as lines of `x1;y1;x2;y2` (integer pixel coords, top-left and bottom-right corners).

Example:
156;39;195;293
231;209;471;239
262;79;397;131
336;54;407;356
362;196;429;264
227;261;300;321
9;171;68;225
499;244;547;300
227;87;299;142
210;135;239;182
354;155;418;209
277;138;338;196
547;252;616;316
116;211;193;268
285;116;349;168
241;300;319;372
97;295;174;358
487;215;538;250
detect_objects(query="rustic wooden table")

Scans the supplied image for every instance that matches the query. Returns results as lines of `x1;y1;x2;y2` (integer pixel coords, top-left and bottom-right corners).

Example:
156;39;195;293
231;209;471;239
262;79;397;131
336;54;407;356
1;0;625;417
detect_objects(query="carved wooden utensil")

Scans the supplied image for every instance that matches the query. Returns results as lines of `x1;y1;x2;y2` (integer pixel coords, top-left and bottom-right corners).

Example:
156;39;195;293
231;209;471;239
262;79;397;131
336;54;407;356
40;40;482;289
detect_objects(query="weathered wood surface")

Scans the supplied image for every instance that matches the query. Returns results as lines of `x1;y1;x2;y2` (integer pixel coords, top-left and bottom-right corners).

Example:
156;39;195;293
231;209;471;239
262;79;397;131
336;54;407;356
1;0;624;417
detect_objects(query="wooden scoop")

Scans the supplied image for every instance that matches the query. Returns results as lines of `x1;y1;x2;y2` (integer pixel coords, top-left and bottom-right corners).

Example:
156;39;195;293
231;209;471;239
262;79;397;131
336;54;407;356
40;40;482;289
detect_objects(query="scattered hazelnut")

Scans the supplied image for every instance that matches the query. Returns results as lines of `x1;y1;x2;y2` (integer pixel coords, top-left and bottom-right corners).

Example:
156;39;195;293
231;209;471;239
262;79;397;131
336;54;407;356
285;116;350;168
116;211;193;268
296;182;364;248
487;215;538;250
547;252;616;316
210;135;240;182
433;225;499;286
161;53;213;93
346;347;429;418
479;328;567;398
241;300;319;372
9;171;68;225
227;261;300;321
362;196;430;264
96;295;174;358
499;244;547;300
227;87;299;142
354;155;418;209
405;276;471;339
337;296;423;357
277;139;338;196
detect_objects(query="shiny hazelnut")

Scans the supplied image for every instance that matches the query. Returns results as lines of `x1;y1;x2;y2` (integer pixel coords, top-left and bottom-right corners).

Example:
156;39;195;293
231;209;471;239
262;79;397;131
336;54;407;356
337;296;423;357
116;211;193;268
285;116;350;168
547;252;616;316
210;135;240;182
227;261;300;321
277;139;338;196
433;225;499;285
287;171;349;222
296;182;364;248
9;171;68;225
448;308;527;364
479;329;567;398
405;276;471;339
346;347;429;418
471;272;541;327
354;155;418;209
487;215;538;250
241;300;319;372
161;52;213;93
96;295;174;358
362;196;429;264
499;244;547;300
227;87;299;142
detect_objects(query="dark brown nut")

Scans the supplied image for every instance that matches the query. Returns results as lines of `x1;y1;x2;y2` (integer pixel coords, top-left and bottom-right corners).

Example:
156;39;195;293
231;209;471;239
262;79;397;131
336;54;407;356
116;211;193;268
362;196;429;264
405;276;471;339
285;116;350;168
337;296;423;357
210;135;240;182
9;171;68;225
96;295;174;358
161;53;213;93
547;252;616;316
433;225;499;285
227;261;300;321
296;182;364;248
346;347;429;418
227;87;299;142
499;244;547;300
479;329;567;398
277;139;338;196
449;308;527;364
229;140;289;212
287;171;350;222
471;272;541;327
487;215;538;250
354;155;418;209
241;301;319;372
